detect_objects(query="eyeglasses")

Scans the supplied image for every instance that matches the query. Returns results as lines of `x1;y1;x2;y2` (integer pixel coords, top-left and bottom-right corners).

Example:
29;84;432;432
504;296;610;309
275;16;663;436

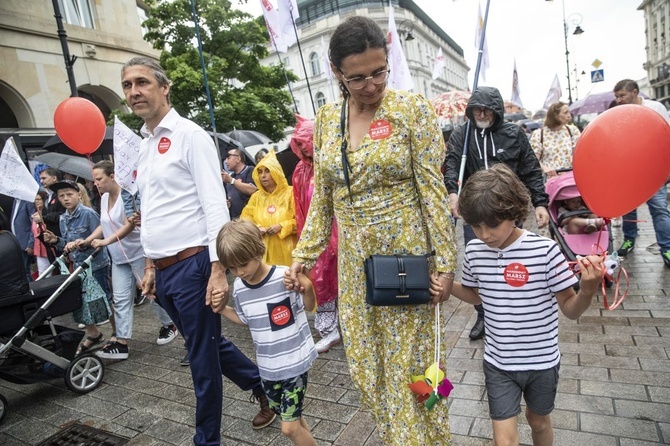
338;69;391;90
472;107;493;116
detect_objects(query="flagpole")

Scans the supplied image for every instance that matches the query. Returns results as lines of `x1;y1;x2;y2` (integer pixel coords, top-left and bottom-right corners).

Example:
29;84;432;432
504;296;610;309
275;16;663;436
189;0;220;162
271;38;299;113
457;0;491;195
288;8;317;115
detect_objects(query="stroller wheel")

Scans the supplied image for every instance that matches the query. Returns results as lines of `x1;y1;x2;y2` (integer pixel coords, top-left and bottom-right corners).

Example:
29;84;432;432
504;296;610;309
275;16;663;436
64;354;105;394
0;393;7;424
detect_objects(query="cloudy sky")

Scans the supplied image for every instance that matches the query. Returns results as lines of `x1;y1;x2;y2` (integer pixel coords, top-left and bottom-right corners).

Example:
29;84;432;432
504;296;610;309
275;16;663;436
234;0;648;112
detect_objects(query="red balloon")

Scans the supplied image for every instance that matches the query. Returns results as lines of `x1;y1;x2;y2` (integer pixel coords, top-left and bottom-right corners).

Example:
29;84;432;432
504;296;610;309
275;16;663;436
54;97;106;156
573;104;670;218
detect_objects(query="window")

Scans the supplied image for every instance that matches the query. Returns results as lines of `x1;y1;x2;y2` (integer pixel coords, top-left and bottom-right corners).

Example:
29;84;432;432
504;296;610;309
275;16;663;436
315;92;327;108
57;0;94;28
137;5;149;37
310;52;321;77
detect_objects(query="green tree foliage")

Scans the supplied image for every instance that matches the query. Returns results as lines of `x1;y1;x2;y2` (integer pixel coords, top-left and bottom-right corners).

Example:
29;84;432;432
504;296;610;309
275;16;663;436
117;0;297;141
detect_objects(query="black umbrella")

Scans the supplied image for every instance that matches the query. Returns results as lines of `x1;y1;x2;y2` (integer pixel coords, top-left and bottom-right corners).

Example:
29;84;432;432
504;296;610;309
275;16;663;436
226;129;273;148
207;131;255;166
43;126;114;156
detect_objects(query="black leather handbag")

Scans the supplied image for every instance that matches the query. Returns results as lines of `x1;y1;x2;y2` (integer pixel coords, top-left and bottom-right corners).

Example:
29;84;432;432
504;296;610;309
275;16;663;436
364;254;432;306
338;101;433;306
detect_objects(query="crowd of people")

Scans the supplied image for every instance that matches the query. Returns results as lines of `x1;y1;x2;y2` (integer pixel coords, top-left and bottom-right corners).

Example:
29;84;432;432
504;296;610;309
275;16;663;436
2;13;669;446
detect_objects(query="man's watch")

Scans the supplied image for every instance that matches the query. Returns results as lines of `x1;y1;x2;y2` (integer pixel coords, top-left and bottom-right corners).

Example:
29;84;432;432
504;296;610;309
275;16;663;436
230;178;236;185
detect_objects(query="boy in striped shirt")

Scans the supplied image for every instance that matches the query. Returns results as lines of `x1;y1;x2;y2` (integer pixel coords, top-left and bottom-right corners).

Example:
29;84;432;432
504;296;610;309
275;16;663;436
212;219;317;446
447;164;603;446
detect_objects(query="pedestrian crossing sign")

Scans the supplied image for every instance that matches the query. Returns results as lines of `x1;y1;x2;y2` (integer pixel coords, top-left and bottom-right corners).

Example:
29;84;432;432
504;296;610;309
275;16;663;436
591;69;604;83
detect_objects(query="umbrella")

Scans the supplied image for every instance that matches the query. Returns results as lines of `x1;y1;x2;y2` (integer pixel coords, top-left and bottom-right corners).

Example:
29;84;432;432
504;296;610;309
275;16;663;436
207;131;255;167
431;90;471;127
569;91;649;116
34;153;94;181
225;129;273;148
43;126;115;156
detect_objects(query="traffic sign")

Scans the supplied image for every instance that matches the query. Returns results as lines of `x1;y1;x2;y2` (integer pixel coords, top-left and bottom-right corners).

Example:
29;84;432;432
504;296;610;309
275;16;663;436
591;69;604;83
592;59;603;69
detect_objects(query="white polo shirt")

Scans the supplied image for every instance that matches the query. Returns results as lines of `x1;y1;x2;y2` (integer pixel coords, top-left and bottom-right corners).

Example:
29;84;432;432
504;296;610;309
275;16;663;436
136;108;229;260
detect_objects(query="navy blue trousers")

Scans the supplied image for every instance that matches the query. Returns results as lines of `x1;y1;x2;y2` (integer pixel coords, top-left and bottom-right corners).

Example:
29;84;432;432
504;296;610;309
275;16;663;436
155;250;262;446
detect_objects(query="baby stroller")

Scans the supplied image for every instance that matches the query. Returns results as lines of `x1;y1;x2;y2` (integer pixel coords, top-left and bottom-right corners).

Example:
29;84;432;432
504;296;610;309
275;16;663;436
0;231;105;423
545;170;613;261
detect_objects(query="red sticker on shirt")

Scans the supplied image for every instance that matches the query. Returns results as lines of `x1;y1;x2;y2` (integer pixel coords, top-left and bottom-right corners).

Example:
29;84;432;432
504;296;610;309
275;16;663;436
157;137;171;154
369;119;392;140
271;305;291;326
504;263;529;287
267;205;276;214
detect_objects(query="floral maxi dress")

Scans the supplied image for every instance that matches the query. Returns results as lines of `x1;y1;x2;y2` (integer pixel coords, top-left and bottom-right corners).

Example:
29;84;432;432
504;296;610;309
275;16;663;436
293;89;457;445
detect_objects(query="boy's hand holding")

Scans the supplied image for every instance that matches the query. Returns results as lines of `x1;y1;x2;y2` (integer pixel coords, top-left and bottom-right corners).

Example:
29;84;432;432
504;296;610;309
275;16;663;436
295;271;313;294
577;255;605;296
210;289;228;313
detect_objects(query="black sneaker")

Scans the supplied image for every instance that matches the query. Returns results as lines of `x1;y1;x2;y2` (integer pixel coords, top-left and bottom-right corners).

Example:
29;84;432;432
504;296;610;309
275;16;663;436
180;351;190;366
95;341;129;360
134;291;146;307
157;324;178;346
617;239;635;257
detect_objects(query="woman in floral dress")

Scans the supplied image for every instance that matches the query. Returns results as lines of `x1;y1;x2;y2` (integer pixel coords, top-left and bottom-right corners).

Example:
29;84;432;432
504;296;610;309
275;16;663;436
530;101;581;178
286;16;457;445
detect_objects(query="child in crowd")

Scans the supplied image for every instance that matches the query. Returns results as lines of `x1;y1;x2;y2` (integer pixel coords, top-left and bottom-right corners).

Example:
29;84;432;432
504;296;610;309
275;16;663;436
445;164;604;446
32;190;53;277
211;219;317;446
558;195;605;234
43;180;111;354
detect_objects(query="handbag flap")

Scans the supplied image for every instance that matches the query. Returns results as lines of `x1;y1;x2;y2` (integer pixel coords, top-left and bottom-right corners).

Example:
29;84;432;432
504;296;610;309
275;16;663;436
369;255;431;289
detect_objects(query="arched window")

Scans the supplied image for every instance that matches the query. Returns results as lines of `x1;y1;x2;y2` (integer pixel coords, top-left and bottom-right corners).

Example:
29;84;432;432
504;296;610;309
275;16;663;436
315;92;327;108
310;52;321;77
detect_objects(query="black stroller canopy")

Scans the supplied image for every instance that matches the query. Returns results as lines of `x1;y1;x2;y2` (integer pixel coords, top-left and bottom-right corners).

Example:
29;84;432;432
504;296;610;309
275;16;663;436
0;231;28;299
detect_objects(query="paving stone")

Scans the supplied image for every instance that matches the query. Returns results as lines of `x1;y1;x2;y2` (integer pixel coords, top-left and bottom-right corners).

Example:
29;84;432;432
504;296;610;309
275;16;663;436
579;333;636;345
450;383;485;401
615;400;670;423
605;345;668;359
311;419;346;442
579;380;648;401
648;386;670;403
610;369;670;387
578;353;641;369
602;325;660;336
638;357;670;372
560;364;610;382
552;428;617;446
580;413;660;442
554;393;614;415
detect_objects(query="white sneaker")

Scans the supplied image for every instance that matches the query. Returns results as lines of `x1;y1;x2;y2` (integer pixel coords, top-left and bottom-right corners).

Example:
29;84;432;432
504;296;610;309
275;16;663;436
315;330;341;353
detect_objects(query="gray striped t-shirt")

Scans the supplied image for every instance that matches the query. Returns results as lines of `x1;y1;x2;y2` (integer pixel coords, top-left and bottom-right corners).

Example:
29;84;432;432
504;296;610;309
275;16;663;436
233;265;317;381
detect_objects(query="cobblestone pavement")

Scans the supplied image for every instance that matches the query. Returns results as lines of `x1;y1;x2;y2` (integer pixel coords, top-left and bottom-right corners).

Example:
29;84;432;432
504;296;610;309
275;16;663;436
0;205;668;445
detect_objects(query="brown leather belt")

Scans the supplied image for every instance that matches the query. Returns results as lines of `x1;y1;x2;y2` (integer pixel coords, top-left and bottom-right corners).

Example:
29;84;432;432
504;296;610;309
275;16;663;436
153;246;206;271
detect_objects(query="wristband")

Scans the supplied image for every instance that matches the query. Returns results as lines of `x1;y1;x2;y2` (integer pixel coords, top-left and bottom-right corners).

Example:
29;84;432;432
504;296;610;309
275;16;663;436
230;178;236;185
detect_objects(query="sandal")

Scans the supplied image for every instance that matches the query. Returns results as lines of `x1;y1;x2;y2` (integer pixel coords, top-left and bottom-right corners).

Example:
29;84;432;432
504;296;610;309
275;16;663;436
76;333;105;355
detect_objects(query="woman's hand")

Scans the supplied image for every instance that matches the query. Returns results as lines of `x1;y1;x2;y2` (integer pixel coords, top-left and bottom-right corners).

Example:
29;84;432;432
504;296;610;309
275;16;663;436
285;262;308;292
31;212;42;223
64;241;78;253
42;230;56;244
429;272;454;306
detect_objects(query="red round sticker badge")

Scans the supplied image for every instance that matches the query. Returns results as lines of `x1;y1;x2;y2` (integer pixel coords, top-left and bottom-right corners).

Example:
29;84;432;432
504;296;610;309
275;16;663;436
271;305;291;326
157;137;171;154
267;205;277;214
504;263;529;287
369;119;392;140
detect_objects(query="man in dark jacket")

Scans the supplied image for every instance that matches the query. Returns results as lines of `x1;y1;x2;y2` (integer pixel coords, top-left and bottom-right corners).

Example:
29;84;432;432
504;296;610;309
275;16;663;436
444;86;549;340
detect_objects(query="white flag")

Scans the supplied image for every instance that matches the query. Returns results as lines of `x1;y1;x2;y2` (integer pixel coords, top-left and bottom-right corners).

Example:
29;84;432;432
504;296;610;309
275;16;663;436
113;116;142;194
0;138;39;202
543;74;563;109
320;35;334;80
277;0;299;49
432;48;445;81
387;0;413;91
510;60;523;108
260;0;286;53
474;1;489;82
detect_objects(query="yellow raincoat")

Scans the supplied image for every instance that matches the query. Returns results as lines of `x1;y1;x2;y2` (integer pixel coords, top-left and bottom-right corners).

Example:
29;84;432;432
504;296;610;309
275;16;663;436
241;150;297;266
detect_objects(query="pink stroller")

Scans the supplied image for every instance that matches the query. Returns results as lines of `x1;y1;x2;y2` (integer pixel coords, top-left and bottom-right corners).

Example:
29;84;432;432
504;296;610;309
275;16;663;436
545;170;613;261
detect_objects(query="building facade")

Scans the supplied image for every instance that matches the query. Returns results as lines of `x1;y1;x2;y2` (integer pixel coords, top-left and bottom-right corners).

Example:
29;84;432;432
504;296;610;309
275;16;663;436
0;0;157;147
639;0;670;107
261;0;470;120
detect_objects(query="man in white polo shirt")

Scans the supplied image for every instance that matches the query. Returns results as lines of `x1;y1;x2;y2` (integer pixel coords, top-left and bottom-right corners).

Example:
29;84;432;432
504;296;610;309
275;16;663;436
122;57;275;446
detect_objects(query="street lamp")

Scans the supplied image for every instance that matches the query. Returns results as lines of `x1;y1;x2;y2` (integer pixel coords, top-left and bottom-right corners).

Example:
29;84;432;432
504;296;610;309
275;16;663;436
562;5;584;104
